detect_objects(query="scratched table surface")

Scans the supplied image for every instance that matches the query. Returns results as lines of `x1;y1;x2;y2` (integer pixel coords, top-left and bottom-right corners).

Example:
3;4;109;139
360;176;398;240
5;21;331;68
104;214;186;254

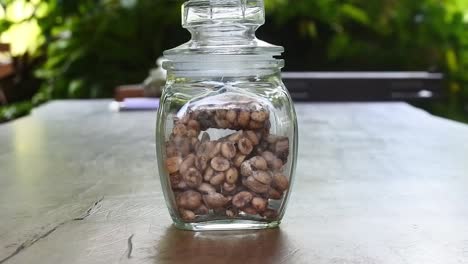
1;100;468;264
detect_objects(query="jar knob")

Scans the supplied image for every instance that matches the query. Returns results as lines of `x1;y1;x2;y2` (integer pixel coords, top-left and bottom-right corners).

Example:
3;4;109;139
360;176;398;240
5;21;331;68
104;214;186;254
182;0;265;28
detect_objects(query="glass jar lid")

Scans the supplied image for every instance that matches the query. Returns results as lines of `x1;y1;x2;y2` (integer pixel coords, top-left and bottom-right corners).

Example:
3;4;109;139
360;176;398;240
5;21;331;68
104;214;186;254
164;0;284;59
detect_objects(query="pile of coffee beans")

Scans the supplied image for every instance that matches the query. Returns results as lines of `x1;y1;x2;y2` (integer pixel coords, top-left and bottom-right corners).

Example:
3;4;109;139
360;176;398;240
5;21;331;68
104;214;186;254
164;102;290;221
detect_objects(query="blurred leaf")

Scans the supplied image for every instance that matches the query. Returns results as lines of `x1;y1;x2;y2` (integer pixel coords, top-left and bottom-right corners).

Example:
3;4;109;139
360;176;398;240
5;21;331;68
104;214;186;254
339;4;370;25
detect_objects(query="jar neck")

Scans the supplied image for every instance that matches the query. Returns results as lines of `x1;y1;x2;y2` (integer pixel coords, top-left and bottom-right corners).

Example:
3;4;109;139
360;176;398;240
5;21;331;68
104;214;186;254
188;24;258;46
164;54;283;78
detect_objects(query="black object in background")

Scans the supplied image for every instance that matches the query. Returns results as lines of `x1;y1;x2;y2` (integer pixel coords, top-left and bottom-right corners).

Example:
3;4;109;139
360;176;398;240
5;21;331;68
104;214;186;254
282;72;443;102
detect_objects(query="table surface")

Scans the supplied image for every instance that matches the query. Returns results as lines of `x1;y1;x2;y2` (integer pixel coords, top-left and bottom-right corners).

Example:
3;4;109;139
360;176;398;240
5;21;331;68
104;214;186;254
1;100;468;264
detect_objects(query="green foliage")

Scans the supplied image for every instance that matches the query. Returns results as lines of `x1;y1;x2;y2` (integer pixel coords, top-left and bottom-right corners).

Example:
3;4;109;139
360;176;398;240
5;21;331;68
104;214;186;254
0;101;32;123
31;0;183;99
264;0;468;122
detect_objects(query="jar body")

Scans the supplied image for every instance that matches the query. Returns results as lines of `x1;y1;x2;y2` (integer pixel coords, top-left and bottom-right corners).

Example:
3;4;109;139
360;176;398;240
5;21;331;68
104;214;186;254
156;71;297;231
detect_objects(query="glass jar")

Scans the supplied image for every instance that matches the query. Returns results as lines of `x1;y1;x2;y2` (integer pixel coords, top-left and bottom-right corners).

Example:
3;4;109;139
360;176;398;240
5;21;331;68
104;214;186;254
156;0;298;231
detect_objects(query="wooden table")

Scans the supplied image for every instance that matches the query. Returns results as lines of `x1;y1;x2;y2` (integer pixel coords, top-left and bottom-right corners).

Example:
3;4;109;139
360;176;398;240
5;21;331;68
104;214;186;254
1;100;467;264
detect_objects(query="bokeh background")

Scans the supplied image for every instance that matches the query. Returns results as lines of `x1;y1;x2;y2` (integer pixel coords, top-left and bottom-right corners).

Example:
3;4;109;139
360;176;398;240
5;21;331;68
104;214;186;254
1;0;468;122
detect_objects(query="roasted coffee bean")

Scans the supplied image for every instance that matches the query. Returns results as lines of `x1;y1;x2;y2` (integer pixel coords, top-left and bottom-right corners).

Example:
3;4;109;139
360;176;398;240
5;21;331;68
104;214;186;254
177;190;202;210
195;155;209;171
249;120;264;129
204;167;215;182
215;115;229;129
180;154;196;175
190;137;200;151
173;123;187;136
187;119;200;132
272;173;289;191
166;143;180;158
203;193;230;209
250;156;268;170
211;157;230;172
225;167;239;184
222;182;237;193
170;173;185;189
238;138;253;155
215;110;227;119
173;136;191;157
275;138;289;160
165;156;182;174
227;131;243;142
233;153;246;168
210;172;225;186
226;208;238;217
209;141;222;158
251;197;267;212
271;158;283;171
243;207;258;215
178;115;190;125
251;110;268;122
261;151;275;165
244;131;259;145
240;161;253;177
183;168;202;188
262;209;278;219
252;170;272;185
194;204;209;215
268;188;283;200
221;141;236;159
226;110;237;123
238;111;250;127
180;209;196;221
198;183;216;194
187;129;199;138
232;191;253;208
243;176;270;194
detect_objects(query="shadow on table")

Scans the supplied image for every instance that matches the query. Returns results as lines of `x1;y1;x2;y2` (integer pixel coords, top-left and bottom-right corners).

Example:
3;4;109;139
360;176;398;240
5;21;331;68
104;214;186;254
153;226;295;264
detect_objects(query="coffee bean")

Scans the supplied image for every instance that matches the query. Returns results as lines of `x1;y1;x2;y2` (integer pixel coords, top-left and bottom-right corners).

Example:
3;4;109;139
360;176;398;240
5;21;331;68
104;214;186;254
251;197;267;212
210;172;225;186
211;157;230;172
221;141;236;159
272;173;289;191
183;168;202;188
238;138;253;155
225;167;239;184
226;110;237;123
180;209;196;221
251;110;268;122
232;191;253;208
233;153;246;168
244;130;259;145
203;193;230;209
177;190;202;210
243;207;258;215
165;156;182;174
180;154;196;175
243;176;269;194
250;156;268;170
204;167;215;182
195;155;209;171
222;182;237;193
252;170;272;185
198;183;216;194
268;188;283;200
238;111;250;127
